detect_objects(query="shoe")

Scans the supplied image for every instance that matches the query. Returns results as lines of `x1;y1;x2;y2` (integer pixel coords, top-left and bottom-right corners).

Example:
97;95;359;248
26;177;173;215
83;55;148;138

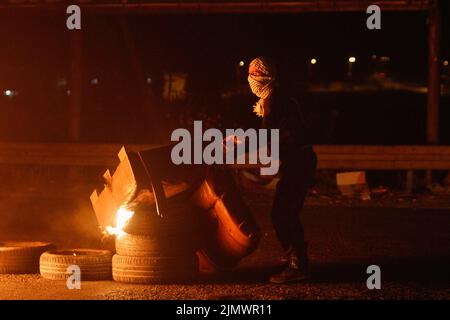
279;244;308;265
270;256;309;284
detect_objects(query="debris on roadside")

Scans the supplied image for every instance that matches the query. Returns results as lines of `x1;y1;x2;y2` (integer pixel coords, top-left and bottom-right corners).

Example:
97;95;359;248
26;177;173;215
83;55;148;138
428;183;450;195
371;186;389;198
336;171;371;200
90;146;261;283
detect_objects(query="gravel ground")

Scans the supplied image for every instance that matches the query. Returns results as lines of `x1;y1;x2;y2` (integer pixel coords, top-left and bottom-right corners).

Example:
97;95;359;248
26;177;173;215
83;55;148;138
0;189;449;300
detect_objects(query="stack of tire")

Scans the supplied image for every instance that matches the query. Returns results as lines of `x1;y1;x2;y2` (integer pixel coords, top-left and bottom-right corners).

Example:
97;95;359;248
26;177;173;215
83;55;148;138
112;199;200;284
111;166;261;280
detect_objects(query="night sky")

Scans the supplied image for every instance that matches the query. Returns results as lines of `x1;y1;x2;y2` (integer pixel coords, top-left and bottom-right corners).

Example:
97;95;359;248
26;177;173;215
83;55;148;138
1;8;448;87
0;6;448;143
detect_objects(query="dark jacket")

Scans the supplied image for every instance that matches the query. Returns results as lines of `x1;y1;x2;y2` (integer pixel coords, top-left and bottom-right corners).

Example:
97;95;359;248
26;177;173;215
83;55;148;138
261;87;313;164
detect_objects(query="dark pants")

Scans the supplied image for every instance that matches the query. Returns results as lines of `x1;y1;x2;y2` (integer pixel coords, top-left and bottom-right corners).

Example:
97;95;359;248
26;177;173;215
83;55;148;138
271;146;317;260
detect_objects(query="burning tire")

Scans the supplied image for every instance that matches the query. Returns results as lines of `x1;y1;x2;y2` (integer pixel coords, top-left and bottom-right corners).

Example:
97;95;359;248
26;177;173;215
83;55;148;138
0;241;55;274
115;234;159;257
123;200;201;241
40;249;112;281
112;254;198;284
116;230;198;257
113;231;199;283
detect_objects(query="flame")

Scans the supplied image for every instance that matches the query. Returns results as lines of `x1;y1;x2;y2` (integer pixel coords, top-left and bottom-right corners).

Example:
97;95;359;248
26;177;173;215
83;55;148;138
104;206;134;238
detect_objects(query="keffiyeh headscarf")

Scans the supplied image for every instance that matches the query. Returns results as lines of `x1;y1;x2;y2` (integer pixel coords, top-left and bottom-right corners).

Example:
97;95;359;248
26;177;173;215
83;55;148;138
248;57;276;117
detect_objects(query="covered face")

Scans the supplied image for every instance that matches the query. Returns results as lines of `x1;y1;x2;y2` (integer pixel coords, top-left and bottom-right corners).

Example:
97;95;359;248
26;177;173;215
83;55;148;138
247;57;276;99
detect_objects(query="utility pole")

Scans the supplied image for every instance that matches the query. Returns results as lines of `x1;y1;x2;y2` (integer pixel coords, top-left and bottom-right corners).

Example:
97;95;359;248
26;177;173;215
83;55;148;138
426;0;441;186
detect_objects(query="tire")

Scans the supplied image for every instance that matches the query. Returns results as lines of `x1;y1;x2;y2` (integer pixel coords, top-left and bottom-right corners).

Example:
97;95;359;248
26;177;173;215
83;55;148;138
117;229;198;258
191;167;261;271
112;254;198;284
0;241;55;274
124;200;200;241
115;233;159;257
40;249;112;281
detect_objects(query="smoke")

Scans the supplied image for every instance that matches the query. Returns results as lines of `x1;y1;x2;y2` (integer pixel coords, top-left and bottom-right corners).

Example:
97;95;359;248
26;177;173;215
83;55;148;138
0;167;105;249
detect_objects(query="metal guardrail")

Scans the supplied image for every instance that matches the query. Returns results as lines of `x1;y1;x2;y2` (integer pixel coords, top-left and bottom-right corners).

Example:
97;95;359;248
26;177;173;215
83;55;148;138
0;143;449;170
313;145;450;170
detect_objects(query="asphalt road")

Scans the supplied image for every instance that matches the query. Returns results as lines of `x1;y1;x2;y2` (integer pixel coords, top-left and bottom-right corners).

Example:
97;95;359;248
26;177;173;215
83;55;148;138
0;191;449;300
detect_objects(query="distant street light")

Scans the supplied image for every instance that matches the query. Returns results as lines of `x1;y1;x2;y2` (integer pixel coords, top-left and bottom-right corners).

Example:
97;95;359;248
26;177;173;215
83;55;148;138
308;58;317;80
3;89;18;98
443;60;449;67
236;61;245;92
348;56;356;79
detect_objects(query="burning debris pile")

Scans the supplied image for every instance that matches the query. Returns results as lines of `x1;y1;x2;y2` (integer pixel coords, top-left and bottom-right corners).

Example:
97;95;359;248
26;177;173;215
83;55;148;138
90;145;261;283
0;145;260;284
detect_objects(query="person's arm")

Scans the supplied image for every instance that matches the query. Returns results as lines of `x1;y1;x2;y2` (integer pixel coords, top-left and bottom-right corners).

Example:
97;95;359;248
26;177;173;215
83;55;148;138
262;98;296;146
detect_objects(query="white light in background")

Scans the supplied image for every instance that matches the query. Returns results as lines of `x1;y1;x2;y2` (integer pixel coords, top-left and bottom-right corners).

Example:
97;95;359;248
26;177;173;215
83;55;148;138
310;58;317;65
57;78;68;87
3;90;18;98
239;61;245;67
348;57;356;63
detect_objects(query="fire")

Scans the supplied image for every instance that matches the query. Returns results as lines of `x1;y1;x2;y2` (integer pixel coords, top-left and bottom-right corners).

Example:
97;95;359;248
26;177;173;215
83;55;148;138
104;206;134;238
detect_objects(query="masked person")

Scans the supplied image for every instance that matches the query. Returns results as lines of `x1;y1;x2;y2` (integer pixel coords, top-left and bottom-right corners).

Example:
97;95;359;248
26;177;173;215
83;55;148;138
247;57;317;283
